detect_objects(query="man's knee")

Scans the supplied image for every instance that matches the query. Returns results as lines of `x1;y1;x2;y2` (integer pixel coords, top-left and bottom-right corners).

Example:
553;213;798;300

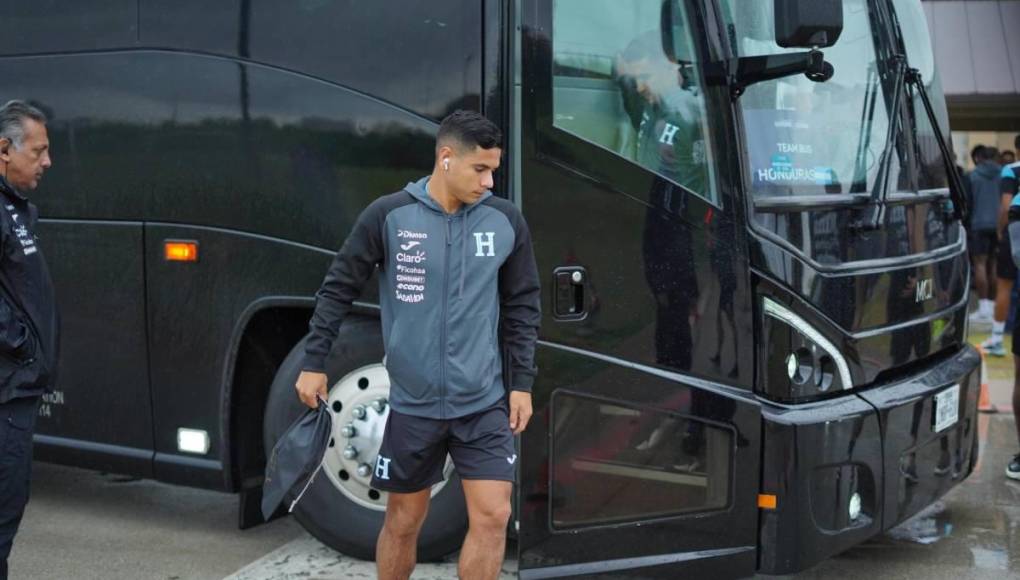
383;494;429;536
469;500;511;532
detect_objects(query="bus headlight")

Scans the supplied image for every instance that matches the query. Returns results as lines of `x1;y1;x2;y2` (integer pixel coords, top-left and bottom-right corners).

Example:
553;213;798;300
760;297;853;401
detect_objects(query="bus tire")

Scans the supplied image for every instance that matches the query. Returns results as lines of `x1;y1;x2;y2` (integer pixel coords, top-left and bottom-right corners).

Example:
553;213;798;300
263;317;468;562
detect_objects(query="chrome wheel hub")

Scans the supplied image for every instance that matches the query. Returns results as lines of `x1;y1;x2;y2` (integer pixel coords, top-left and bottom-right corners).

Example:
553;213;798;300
321;363;453;511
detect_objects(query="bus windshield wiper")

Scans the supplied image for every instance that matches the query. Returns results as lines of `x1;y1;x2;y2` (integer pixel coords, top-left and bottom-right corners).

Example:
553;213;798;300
850;64;879;193
906;68;969;224
855;55;907;231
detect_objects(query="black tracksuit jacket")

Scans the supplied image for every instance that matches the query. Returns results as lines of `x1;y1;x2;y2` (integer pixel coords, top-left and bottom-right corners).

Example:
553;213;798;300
0;176;58;403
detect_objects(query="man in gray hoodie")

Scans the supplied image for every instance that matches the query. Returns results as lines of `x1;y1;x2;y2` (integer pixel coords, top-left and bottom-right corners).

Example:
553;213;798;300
967;145;1002;323
295;110;540;580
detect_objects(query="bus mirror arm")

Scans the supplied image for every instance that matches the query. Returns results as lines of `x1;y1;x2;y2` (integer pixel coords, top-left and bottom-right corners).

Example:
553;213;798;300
906;68;969;225
705;49;834;100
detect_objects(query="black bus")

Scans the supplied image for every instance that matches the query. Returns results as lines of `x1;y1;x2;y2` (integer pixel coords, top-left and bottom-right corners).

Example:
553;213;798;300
4;0;978;577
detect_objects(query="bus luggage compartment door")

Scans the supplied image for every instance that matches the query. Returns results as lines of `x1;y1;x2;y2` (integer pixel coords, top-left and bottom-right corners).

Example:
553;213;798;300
517;345;761;579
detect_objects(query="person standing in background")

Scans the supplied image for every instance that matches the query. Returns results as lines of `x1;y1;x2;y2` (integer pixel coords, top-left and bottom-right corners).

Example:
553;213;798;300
1000;149;1015;167
967;145;1002;325
981;135;1020;355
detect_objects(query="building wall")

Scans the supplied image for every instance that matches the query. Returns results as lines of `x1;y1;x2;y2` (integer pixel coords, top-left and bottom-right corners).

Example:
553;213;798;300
923;0;1020;131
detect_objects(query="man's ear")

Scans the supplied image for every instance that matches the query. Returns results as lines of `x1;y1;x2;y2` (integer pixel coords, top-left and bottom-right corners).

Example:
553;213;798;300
0;138;11;162
437;144;455;163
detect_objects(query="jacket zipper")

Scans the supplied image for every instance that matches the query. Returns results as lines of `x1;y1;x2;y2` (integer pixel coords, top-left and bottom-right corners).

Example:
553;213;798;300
441;214;452;419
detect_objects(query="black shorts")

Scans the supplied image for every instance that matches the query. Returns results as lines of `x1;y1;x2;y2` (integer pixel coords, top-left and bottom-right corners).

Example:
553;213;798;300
997;229;1018;281
969;229;997;257
369;401;516;493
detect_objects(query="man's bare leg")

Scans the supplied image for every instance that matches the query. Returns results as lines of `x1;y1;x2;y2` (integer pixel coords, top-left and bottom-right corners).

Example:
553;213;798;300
973;254;989;301
377;488;431;580
994;278;1014;322
458;480;512;580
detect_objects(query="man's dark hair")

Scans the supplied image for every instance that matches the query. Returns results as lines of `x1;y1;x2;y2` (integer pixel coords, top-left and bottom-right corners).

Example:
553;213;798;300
437;110;502;151
1014;134;1020;151
971;144;986;163
0;100;47;150
978;146;999;163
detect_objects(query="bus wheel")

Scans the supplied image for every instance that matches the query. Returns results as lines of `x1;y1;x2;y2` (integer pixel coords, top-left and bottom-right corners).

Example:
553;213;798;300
263;317;468;561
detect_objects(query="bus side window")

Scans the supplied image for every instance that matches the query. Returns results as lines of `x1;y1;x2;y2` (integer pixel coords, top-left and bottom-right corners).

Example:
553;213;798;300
552;0;718;205
0;0;136;53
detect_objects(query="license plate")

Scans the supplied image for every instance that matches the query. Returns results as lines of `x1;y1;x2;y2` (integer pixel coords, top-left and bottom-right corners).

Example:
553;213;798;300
933;384;960;433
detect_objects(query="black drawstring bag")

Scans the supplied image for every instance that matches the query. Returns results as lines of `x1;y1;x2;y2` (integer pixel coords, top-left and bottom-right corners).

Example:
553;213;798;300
261;398;333;519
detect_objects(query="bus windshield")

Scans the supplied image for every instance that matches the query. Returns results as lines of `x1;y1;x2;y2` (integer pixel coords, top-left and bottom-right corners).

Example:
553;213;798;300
722;0;916;199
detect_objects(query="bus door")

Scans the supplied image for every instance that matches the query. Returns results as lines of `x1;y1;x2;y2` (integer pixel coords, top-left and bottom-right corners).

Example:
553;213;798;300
516;0;761;577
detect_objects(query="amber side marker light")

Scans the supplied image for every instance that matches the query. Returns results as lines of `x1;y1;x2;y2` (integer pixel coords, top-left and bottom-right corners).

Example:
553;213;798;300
165;241;198;262
758;494;778;510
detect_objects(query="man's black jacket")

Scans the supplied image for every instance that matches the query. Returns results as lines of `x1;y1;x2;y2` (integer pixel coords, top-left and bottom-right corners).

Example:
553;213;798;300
0;175;58;403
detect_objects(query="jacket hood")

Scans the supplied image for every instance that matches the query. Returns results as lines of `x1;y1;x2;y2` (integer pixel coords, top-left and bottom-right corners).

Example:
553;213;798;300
974;162;1002;180
403;176;492;215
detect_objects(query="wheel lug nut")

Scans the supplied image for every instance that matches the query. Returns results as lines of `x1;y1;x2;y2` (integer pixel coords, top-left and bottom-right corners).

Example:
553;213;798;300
370;398;387;413
352;405;367;420
341;423;357;438
343;445;359;460
357;463;372;477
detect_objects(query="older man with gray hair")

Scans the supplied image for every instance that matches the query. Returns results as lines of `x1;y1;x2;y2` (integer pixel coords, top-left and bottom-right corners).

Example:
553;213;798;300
0;100;57;579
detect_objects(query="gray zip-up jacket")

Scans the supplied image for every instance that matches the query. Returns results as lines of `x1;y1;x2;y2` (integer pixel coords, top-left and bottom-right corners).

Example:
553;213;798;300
303;177;541;419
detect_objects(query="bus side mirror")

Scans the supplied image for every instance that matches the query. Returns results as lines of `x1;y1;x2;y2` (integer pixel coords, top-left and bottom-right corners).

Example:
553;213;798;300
774;0;843;48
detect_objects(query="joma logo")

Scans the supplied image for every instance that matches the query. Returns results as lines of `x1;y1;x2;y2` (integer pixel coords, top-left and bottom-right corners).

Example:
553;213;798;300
915;278;933;303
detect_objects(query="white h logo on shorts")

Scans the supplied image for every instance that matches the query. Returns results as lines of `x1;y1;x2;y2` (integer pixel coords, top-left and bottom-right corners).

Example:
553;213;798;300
474;232;495;257
375;455;392;480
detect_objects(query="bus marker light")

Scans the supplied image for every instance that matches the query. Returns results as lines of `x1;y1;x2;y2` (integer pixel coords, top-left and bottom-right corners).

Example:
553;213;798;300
758;494;777;510
177;428;210;454
165;241;198;262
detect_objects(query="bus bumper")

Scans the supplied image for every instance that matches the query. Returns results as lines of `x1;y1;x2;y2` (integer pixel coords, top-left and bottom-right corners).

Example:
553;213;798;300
756;345;981;575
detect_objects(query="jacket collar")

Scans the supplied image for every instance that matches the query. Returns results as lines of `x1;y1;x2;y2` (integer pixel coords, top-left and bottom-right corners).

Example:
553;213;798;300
0;174;28;204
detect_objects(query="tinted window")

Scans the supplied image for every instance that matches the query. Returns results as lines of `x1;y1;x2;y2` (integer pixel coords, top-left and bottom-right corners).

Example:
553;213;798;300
139;0;241;55
5;52;435;247
247;1;482;121
551;394;731;528
551;0;718;204
1;53;242;219
0;0;137;53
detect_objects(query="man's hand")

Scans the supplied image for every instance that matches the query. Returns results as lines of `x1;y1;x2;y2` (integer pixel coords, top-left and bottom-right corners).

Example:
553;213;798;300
295;371;328;409
509;391;533;435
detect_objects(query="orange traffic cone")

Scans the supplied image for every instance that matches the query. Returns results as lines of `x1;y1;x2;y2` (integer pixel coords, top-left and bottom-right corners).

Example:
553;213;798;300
976;346;998;414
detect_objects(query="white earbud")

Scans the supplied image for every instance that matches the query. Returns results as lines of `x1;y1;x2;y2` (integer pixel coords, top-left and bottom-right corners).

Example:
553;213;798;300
443;159;450;171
